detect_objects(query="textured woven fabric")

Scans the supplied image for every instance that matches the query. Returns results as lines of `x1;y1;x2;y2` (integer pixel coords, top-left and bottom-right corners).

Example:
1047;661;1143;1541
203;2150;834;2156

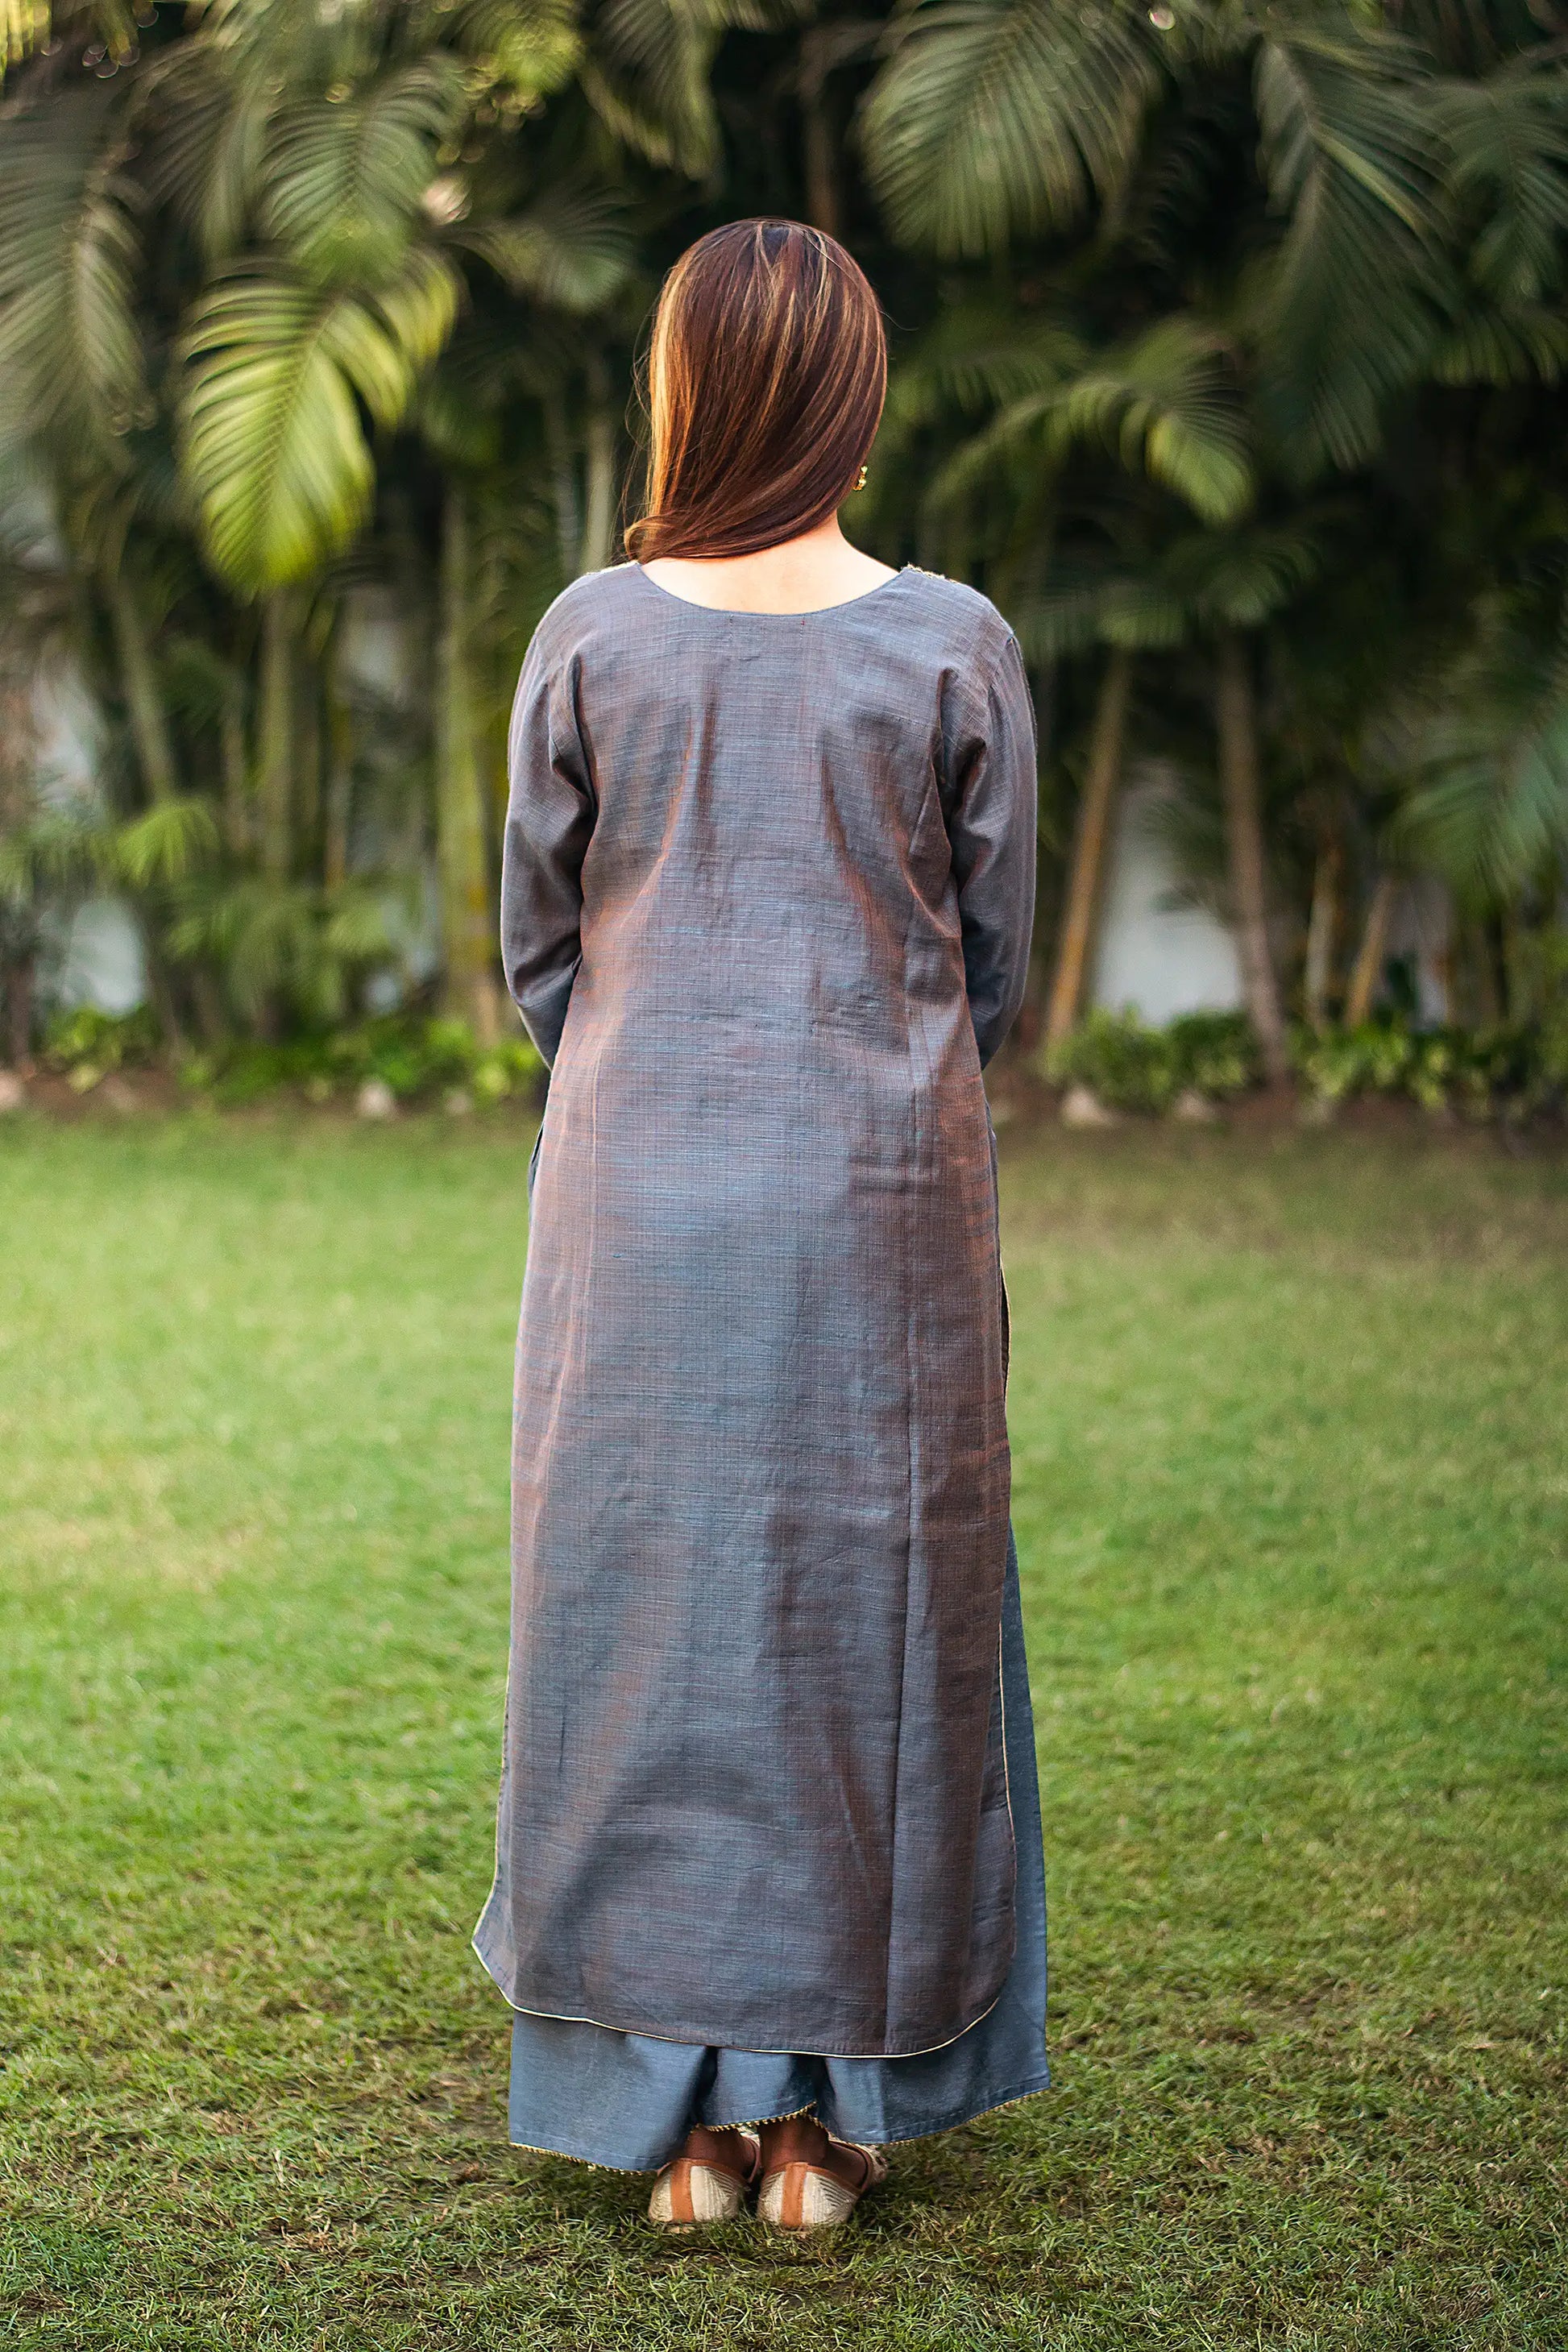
473;562;1038;2055
504;1530;1049;2170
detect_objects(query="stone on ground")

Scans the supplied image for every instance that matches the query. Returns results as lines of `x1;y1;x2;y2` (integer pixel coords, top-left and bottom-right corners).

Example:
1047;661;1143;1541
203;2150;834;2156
1060;1084;1119;1129
355;1078;398;1122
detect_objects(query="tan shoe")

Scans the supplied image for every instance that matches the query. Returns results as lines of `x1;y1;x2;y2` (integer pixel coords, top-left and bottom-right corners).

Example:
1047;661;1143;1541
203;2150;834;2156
647;2126;761;2229
757;2138;887;2231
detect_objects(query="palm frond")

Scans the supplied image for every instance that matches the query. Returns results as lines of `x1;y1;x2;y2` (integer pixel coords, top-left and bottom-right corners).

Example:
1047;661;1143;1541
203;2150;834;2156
861;0;1164;258
0;92;146;463
167;873;318;1017
185;0;383;90
1391;0;1547;77
877;305;1089;453
1398;703;1568;898
158;632;243;733
169;869;403;1023
1396;607;1568;897
180;248;460;590
1163;523;1323;630
1433;301;1568;384
1035;319;1253;525
577;0;803;172
321;879;399;964
1253;30;1449;472
1009;570;1189;661
924;318;1253;527
417;369;503;471
580;0;725;173
0;806;108;902
114;795;221;888
1432;55;1568;306
260;62;467;288
427;0;583;106
452;185;633;310
138;41;272;268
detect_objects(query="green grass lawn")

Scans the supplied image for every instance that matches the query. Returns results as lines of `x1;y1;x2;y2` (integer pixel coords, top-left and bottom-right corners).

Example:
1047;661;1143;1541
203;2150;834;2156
1;1112;1565;2350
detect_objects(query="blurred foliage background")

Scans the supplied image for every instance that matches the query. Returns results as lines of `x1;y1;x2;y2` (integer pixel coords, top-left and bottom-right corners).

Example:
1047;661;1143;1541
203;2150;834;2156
2;0;1568;1112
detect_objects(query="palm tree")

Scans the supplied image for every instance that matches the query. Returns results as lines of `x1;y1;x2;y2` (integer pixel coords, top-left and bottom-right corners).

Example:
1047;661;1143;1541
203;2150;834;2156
4;0;1566;1074
162;3;662;1030
1009;521;1320;1077
1390;570;1568;1030
896;311;1257;1047
861;2;1472;470
2;0;644;1037
861;0;1568;1068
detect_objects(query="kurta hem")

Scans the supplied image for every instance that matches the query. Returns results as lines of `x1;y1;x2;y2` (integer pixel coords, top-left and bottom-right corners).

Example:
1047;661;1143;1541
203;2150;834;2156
500;1530;1047;2175
472;1954;1010;2063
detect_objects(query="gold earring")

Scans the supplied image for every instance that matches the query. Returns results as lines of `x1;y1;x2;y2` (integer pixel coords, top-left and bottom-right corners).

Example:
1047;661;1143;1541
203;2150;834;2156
856;464;869;492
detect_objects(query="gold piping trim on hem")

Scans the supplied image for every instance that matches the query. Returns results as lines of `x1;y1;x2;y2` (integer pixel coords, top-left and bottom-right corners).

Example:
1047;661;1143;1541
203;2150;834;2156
509;2111;803;2176
474;1511;1025;2060
709;2102;814;2133
509;2138;646;2174
477;1952;1009;2060
857;2078;1051;2150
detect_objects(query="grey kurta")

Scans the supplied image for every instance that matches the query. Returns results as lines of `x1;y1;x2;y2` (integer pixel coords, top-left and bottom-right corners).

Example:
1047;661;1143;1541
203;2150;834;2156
474;560;1038;2058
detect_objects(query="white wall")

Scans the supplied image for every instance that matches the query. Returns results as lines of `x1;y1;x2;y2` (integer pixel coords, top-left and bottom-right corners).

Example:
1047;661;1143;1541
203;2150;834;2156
31;587;425;1019
1383;873;1453;1024
31;658;151;1014
1091;769;1242;1023
56;897;147;1014
33;662;102;805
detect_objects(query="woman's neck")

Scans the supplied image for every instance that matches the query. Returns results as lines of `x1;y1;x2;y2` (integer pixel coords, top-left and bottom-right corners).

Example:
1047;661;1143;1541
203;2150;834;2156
641;514;897;615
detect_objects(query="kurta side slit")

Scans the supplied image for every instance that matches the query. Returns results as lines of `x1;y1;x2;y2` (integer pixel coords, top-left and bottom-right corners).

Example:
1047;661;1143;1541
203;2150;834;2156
474;562;1046;2157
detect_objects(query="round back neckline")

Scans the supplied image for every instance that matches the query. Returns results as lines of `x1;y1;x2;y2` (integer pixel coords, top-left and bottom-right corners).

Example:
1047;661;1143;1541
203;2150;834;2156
629;561;912;620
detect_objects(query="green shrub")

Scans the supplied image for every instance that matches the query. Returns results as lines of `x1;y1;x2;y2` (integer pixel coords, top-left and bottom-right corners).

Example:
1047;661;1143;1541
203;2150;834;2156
1043;1007;1260;1114
1166;1010;1263;1100
1043;1008;1178;1113
182;1015;545;1110
42;1005;161;1089
1293;1018;1556;1120
1293;1022;1414;1105
471;1039;543;1104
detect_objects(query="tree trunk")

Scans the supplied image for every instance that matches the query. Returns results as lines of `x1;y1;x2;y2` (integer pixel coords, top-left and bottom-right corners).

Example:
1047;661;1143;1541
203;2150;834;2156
579;354;617;576
1304;832;1342;1034
1013;657;1056;1051
800;31;840;235
221;670;250;857
544;392;582;581
1214;629;1289;1086
108;576;178;806
1043;647;1131;1052
4;952;34;1066
1345;871;1398;1027
142;936;188;1053
190;961;228;1047
436;483;501;1044
1501;902;1526;1024
323;637;353;894
295;661;321;872
258;593;295;883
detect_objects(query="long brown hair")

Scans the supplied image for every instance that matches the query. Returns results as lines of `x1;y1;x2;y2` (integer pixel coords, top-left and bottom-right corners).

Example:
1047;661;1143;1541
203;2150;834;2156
624;220;886;563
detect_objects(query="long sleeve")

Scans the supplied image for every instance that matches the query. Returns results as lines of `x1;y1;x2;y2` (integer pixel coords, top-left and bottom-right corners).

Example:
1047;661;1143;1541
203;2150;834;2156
500;634;597;1068
946;629;1039;1068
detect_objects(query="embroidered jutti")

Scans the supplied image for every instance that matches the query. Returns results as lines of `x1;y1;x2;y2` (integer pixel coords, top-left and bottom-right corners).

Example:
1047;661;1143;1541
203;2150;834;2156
474;561;1039;2060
